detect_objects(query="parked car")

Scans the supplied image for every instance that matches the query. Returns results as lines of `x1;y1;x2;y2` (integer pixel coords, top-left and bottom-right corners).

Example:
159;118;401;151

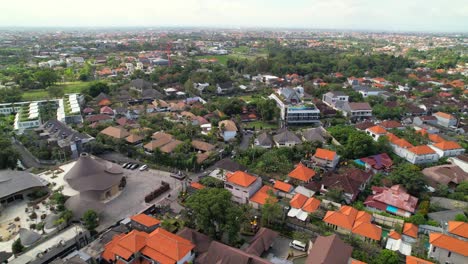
130;164;139;170
122;162;129;168
139;165;148;171
124;163;133;169
289;240;307;252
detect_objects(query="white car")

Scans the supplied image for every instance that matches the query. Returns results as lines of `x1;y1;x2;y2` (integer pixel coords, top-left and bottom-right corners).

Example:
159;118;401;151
139;164;148;171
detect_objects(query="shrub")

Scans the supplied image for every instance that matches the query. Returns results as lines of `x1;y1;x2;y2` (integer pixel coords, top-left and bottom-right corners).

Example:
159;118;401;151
29;224;37;229
29;212;37;219
14;217;20;221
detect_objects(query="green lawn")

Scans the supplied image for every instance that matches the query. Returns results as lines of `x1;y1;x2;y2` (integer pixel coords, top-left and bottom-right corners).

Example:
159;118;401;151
194;55;231;65
22;81;90;101
245;120;279;130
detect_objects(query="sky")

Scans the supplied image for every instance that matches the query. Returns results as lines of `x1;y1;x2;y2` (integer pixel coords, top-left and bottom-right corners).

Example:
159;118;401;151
1;0;467;32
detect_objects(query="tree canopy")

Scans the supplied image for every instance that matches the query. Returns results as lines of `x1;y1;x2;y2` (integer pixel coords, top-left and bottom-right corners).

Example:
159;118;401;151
388;163;427;197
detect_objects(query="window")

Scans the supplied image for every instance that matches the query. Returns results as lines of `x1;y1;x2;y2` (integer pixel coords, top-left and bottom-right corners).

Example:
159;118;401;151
432;246;436;252
448;251;451;258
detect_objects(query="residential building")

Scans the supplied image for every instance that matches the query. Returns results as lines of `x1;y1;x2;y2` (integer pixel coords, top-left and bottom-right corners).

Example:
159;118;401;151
301;127;329;144
218;120;238;141
405;145;439;164
322;91;349;109
406;256;433;264
402;223;419;243
288;163;316;183
386;231;412;255
342;102;373;120
433;112;457;128
312;148;340;169
358;153;393;173
249;185;277;209
366;125;388;141
216;82;234;94
196;241;270;264
254;132;273;148
288;193;321;221
307;168;372;203
130;214;161;233
224;171;262;204
269;87;320;125
102;228;195;264
378;120;405;130
37;120;94;159
324;205;382;243
429;232;468;264
429;141;465;158
305;234;353;264
273;128;302;147
413;116;438;126
364;185;418;217
100;126;130;140
273;180;294;195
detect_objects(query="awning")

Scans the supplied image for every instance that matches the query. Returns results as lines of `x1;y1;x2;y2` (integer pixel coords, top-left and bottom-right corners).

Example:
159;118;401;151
288;207;300;218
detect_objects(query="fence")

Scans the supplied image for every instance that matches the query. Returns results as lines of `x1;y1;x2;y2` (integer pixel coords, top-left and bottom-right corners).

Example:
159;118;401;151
372;213;404;228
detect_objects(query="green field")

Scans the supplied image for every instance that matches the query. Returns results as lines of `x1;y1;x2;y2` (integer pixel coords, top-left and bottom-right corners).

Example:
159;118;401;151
194;47;267;66
245;120;279;130
22;81;90;101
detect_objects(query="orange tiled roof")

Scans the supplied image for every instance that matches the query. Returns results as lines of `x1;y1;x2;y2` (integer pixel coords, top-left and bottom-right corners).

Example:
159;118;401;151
433;141;462;150
226;171;257;187
131;214;161;227
429;232;468;257
302;197;320;213
314;148;336;161
250;185;277;205
403;223;418;238
434;112;455;120
190;182;205;190
428;134;445;143
323;206;358;230
368;125;388;134
408;145;435;155
448;221;468;238
288;163;316;182
351;260;367;264
352;221;382;241
406;256;433;264
388;230;402;240
290;193;308;209
273;180;293;193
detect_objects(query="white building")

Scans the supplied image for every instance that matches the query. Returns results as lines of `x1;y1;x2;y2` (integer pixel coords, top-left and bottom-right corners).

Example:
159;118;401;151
224;171;262;204
269;87;320;125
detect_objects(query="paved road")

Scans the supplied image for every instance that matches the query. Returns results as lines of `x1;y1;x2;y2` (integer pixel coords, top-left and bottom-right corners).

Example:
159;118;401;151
239;132;253;150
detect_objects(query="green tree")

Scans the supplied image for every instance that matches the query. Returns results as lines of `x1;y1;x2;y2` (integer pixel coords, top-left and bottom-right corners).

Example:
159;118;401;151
185;188;242;243
341;132;376;159
0;137;20;169
82;209;99;231
371;249;399;264
0;87;23;103
408;213;427;225
454;214;468;222
12;238;24;254
85;81;110;97
47;85;64;98
388;163;427;196
35;69;58;88
261;192;283;227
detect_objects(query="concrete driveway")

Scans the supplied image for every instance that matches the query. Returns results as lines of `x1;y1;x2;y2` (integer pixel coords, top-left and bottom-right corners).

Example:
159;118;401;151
97;167;183;231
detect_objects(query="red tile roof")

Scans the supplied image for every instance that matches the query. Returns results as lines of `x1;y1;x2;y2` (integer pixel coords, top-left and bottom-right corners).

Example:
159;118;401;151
379;120;403;129
288;163;316;182
190;182;205;190
273;180;293;193
429;232;468;257
365;185;418;213
403;223;418;238
323;205;380;241
289;193;308;209
131;214;161;227
250;186;277;205
428;134;445;143
314;148;336;161
408;145;436;155
406;256;433;264
302;197;321;213
388;230;401;240
448;221;468;238
433;141;463;150
434;112;455;120
352;221;382;241
226;171;257;187
367;125;387;135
